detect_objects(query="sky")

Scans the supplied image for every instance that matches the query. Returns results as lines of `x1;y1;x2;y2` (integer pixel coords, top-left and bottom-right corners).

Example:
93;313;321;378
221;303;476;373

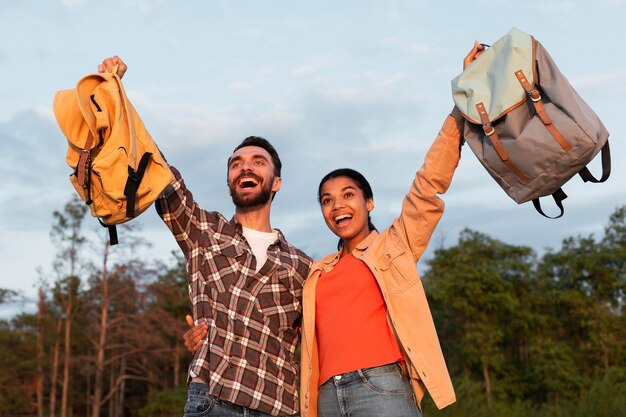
1;0;625;315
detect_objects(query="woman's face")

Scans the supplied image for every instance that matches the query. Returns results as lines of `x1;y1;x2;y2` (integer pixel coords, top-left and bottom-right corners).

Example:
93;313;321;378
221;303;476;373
319;176;373;248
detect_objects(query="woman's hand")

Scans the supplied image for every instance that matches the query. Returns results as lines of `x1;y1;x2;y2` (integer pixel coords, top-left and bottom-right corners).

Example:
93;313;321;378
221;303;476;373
463;41;487;70
183;314;208;354
97;55;128;78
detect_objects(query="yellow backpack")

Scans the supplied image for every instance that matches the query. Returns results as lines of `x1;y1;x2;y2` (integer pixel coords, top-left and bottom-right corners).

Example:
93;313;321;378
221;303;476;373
54;68;174;244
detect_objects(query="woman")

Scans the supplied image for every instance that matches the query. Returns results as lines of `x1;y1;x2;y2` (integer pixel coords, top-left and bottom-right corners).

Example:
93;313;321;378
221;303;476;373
300;105;464;417
185;43;484;417
298;43;484;417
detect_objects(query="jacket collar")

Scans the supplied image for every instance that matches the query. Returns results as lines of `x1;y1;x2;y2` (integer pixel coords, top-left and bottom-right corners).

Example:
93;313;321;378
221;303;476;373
315;230;380;272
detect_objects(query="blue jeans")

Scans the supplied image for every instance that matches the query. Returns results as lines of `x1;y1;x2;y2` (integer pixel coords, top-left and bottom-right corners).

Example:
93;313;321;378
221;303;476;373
317;363;422;417
184;382;299;417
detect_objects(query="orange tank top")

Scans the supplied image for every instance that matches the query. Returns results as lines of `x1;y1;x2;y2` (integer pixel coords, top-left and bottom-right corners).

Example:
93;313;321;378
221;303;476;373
315;254;404;385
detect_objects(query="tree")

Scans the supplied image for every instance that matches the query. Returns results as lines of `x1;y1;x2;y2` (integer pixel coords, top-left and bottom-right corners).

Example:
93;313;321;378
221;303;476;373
424;229;535;409
50;195;88;417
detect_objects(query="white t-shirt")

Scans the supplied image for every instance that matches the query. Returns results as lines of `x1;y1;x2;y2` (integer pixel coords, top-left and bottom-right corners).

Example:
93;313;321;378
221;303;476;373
242;226;279;272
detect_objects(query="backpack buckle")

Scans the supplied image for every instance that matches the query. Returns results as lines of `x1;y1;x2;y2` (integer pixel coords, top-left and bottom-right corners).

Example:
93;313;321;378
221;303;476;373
482;123;495;136
528;89;542;102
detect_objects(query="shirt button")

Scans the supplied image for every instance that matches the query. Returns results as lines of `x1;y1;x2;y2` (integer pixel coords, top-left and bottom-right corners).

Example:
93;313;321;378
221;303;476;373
334;375;342;381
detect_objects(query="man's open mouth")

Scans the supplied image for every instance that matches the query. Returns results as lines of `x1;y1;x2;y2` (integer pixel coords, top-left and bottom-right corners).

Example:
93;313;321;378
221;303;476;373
237;175;261;189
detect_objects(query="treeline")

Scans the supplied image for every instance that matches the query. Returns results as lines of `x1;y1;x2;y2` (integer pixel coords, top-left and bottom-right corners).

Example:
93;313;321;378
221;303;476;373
0;196;191;417
0;198;624;417
422;206;626;417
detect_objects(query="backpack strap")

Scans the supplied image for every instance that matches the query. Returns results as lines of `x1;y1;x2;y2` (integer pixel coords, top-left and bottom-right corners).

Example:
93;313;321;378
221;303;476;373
123;152;153;218
76;131;94;189
475;103;530;184
97;218;119;246
532;188;567;219
579;141;611;183
515;69;571;152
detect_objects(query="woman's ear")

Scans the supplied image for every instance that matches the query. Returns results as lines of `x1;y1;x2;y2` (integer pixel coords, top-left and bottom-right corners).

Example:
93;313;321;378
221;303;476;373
367;199;374;212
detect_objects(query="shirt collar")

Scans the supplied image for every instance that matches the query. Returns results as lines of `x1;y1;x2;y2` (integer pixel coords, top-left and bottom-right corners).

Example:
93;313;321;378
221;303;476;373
229;216;289;251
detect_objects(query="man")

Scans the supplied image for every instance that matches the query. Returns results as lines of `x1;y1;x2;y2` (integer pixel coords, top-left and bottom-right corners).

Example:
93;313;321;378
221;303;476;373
99;56;312;417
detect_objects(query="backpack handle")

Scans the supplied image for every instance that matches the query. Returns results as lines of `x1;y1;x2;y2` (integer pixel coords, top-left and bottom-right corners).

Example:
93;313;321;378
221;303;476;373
532;188;567;219
579;141;611;183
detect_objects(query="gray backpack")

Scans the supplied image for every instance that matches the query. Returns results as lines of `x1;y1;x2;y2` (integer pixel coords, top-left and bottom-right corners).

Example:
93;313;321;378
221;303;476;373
452;27;610;218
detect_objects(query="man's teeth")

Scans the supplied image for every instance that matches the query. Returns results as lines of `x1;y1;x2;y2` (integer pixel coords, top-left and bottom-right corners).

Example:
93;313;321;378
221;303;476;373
239;177;259;187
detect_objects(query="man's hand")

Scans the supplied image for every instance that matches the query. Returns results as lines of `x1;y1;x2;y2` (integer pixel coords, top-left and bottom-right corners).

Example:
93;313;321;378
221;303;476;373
463;41;486;70
183;314;208;354
98;55;127;79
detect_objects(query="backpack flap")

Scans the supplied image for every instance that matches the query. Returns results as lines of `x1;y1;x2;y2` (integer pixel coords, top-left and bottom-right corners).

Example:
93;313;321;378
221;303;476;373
452;27;534;124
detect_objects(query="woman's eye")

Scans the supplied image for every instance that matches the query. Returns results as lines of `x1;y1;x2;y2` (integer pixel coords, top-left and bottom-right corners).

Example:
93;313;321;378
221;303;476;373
322;199;331;205
345;192;353;198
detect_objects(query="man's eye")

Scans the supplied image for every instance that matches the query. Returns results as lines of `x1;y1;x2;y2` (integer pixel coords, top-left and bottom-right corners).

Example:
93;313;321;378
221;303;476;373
254;160;264;166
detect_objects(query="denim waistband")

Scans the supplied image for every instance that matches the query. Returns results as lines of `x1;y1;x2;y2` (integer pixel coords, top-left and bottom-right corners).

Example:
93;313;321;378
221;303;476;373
187;381;210;397
323;363;403;386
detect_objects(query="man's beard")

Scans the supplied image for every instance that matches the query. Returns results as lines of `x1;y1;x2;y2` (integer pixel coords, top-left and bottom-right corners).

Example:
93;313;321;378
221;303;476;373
229;176;273;208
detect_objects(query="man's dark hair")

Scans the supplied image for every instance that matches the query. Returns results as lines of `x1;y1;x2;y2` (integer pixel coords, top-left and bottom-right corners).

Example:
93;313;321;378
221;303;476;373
229;136;282;177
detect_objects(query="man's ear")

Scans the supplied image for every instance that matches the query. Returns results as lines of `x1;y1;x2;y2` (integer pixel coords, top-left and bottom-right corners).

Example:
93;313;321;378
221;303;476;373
227;183;232;196
272;177;282;193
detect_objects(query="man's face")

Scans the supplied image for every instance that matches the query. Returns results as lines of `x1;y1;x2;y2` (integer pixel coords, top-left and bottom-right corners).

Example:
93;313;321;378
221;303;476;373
227;146;282;208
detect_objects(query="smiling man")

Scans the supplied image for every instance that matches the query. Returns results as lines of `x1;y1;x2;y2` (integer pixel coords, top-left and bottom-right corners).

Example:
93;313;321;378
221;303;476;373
98;56;312;417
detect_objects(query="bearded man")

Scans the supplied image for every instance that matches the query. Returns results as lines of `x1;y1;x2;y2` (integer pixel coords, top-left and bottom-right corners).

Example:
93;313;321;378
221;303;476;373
98;57;312;417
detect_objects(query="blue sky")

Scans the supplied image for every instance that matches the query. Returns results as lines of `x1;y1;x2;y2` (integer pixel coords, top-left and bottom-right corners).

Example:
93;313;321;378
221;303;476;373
1;0;625;313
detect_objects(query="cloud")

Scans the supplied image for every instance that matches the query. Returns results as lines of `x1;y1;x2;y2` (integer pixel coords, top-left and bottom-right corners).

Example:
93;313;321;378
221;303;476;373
61;0;85;7
377;37;432;55
0;108;70;230
292;57;338;78
570;69;626;89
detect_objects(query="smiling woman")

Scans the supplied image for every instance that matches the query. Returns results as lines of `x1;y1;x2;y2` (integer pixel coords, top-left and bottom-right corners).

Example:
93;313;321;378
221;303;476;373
298;108;466;417
318;168;377;251
294;44;489;417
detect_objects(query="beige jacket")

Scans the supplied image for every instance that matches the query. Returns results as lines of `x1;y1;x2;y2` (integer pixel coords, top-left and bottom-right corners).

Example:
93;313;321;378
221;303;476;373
299;114;463;417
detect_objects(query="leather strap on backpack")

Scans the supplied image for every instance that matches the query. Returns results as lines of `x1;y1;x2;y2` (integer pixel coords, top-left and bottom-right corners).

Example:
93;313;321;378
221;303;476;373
76;131;94;189
515;70;571;152
475;103;530;184
579;141;611;183
532;188;567;219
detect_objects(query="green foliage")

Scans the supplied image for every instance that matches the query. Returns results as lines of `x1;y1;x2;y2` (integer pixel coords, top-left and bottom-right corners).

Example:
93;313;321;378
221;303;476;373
0;317;38;416
138;387;187;417
421;369;626;417
425;229;535;397
0;288;19;304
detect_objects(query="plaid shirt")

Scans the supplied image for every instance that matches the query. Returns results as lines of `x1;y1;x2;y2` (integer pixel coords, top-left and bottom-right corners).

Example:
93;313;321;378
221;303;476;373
156;166;312;416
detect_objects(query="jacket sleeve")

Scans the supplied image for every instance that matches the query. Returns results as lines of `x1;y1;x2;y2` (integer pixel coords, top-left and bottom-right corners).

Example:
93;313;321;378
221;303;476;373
389;113;464;261
155;165;209;256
